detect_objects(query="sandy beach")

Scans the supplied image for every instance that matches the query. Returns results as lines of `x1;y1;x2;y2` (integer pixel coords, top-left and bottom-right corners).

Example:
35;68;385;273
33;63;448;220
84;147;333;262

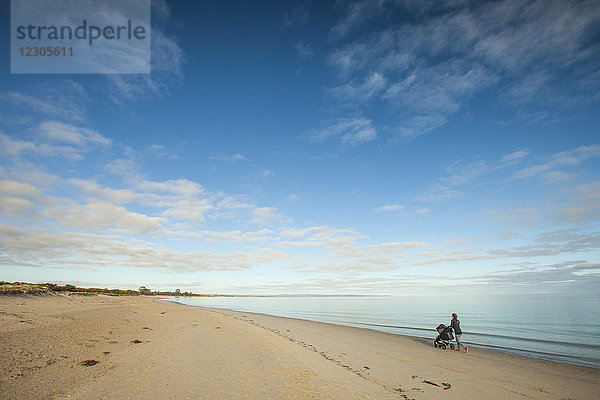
0;294;597;400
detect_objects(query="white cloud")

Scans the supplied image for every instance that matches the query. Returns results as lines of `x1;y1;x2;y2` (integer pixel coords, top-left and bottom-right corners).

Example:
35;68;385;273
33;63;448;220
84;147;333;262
44;201;165;235
283;5;309;28
383;62;496;114
0;120;111;161
70;178;141;205
515;144;600;179
137;178;204;197
329;0;388;41
0;81;88;123
73;174;287;228
572;263;600;276
0;225;286;273
553;179;600;223
374;204;404;212
329;72;387;102
484;207;543;228
416;158;491;201
187;229;274;243
393;115;447;140
251;207;283;225
143;144;179;160
107;16;183;102
0;179;47;217
0;133;38;158
288;236;436;272
279;228;432;273
151;27;184;75
0;197;36;216
502;72;552;104
277;226;367;249
365;241;431;252
105;158;138;178
0;178;164;235
253;169;275;179
308;118;377;145
415;183;463;202
412;252;490;266
1;165;60;190
152;0;171;21
210;153;248;162
329;0;476;43
496;231;520;240
498;150;529;166
0;132;91;161
488;229;600;258
162;199;215;224
1;165;291;237
326;0;600;139
417;148;561;202
472;0;600;73
0;180;46;200
2;162;598;285
294;42;314;59
38;121;111;148
442;159;489;186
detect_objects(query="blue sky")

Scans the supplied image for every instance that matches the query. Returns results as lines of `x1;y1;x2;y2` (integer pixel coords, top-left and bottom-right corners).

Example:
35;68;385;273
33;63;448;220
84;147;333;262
1;0;599;295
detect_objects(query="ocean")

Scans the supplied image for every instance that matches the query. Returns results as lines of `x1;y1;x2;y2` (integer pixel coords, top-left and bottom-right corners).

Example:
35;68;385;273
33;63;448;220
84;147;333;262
165;294;600;369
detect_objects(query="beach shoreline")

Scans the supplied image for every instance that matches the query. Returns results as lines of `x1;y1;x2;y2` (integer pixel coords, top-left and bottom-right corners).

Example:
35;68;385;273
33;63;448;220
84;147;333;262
186;303;599;368
167;298;598;369
1;294;598;399
162;294;600;370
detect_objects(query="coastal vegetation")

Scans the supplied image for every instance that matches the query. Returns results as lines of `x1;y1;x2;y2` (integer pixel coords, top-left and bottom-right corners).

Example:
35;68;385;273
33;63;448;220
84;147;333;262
0;281;215;297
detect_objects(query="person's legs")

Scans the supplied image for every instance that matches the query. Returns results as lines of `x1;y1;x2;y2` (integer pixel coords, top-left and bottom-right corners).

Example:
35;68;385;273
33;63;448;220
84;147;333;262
455;334;467;351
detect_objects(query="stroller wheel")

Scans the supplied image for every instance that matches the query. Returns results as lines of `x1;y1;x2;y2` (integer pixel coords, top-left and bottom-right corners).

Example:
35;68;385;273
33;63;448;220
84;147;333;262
450;343;455;350
440;344;446;350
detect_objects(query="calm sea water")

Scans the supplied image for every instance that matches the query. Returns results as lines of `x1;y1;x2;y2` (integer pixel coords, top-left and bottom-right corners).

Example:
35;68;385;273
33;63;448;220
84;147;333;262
165;294;600;369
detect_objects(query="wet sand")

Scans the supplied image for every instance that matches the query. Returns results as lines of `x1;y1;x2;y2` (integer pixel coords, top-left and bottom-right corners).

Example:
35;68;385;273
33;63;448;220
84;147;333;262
0;294;597;399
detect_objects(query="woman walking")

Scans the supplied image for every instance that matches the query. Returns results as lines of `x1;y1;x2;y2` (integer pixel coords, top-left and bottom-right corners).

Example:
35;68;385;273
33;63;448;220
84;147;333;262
451;313;469;352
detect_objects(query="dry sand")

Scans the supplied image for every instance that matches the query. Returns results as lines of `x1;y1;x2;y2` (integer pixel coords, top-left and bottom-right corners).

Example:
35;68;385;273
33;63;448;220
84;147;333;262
0;294;597;400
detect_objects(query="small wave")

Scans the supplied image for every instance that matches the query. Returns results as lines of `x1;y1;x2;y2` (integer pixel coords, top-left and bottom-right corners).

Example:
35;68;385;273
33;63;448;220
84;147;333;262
354;322;600;350
466;342;600;368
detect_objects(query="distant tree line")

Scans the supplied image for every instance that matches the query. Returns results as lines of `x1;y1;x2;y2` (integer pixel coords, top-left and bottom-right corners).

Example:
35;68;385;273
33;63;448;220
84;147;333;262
0;281;216;297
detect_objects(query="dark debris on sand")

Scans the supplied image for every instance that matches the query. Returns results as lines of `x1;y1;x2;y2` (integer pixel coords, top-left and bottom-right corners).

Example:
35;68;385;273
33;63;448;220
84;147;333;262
422;380;451;390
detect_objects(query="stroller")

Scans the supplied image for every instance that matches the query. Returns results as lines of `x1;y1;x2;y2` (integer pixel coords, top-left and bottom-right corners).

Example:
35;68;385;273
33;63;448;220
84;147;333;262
433;323;455;350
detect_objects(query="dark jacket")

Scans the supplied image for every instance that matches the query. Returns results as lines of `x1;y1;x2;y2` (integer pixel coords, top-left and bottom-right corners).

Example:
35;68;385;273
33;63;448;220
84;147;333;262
451;317;462;335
